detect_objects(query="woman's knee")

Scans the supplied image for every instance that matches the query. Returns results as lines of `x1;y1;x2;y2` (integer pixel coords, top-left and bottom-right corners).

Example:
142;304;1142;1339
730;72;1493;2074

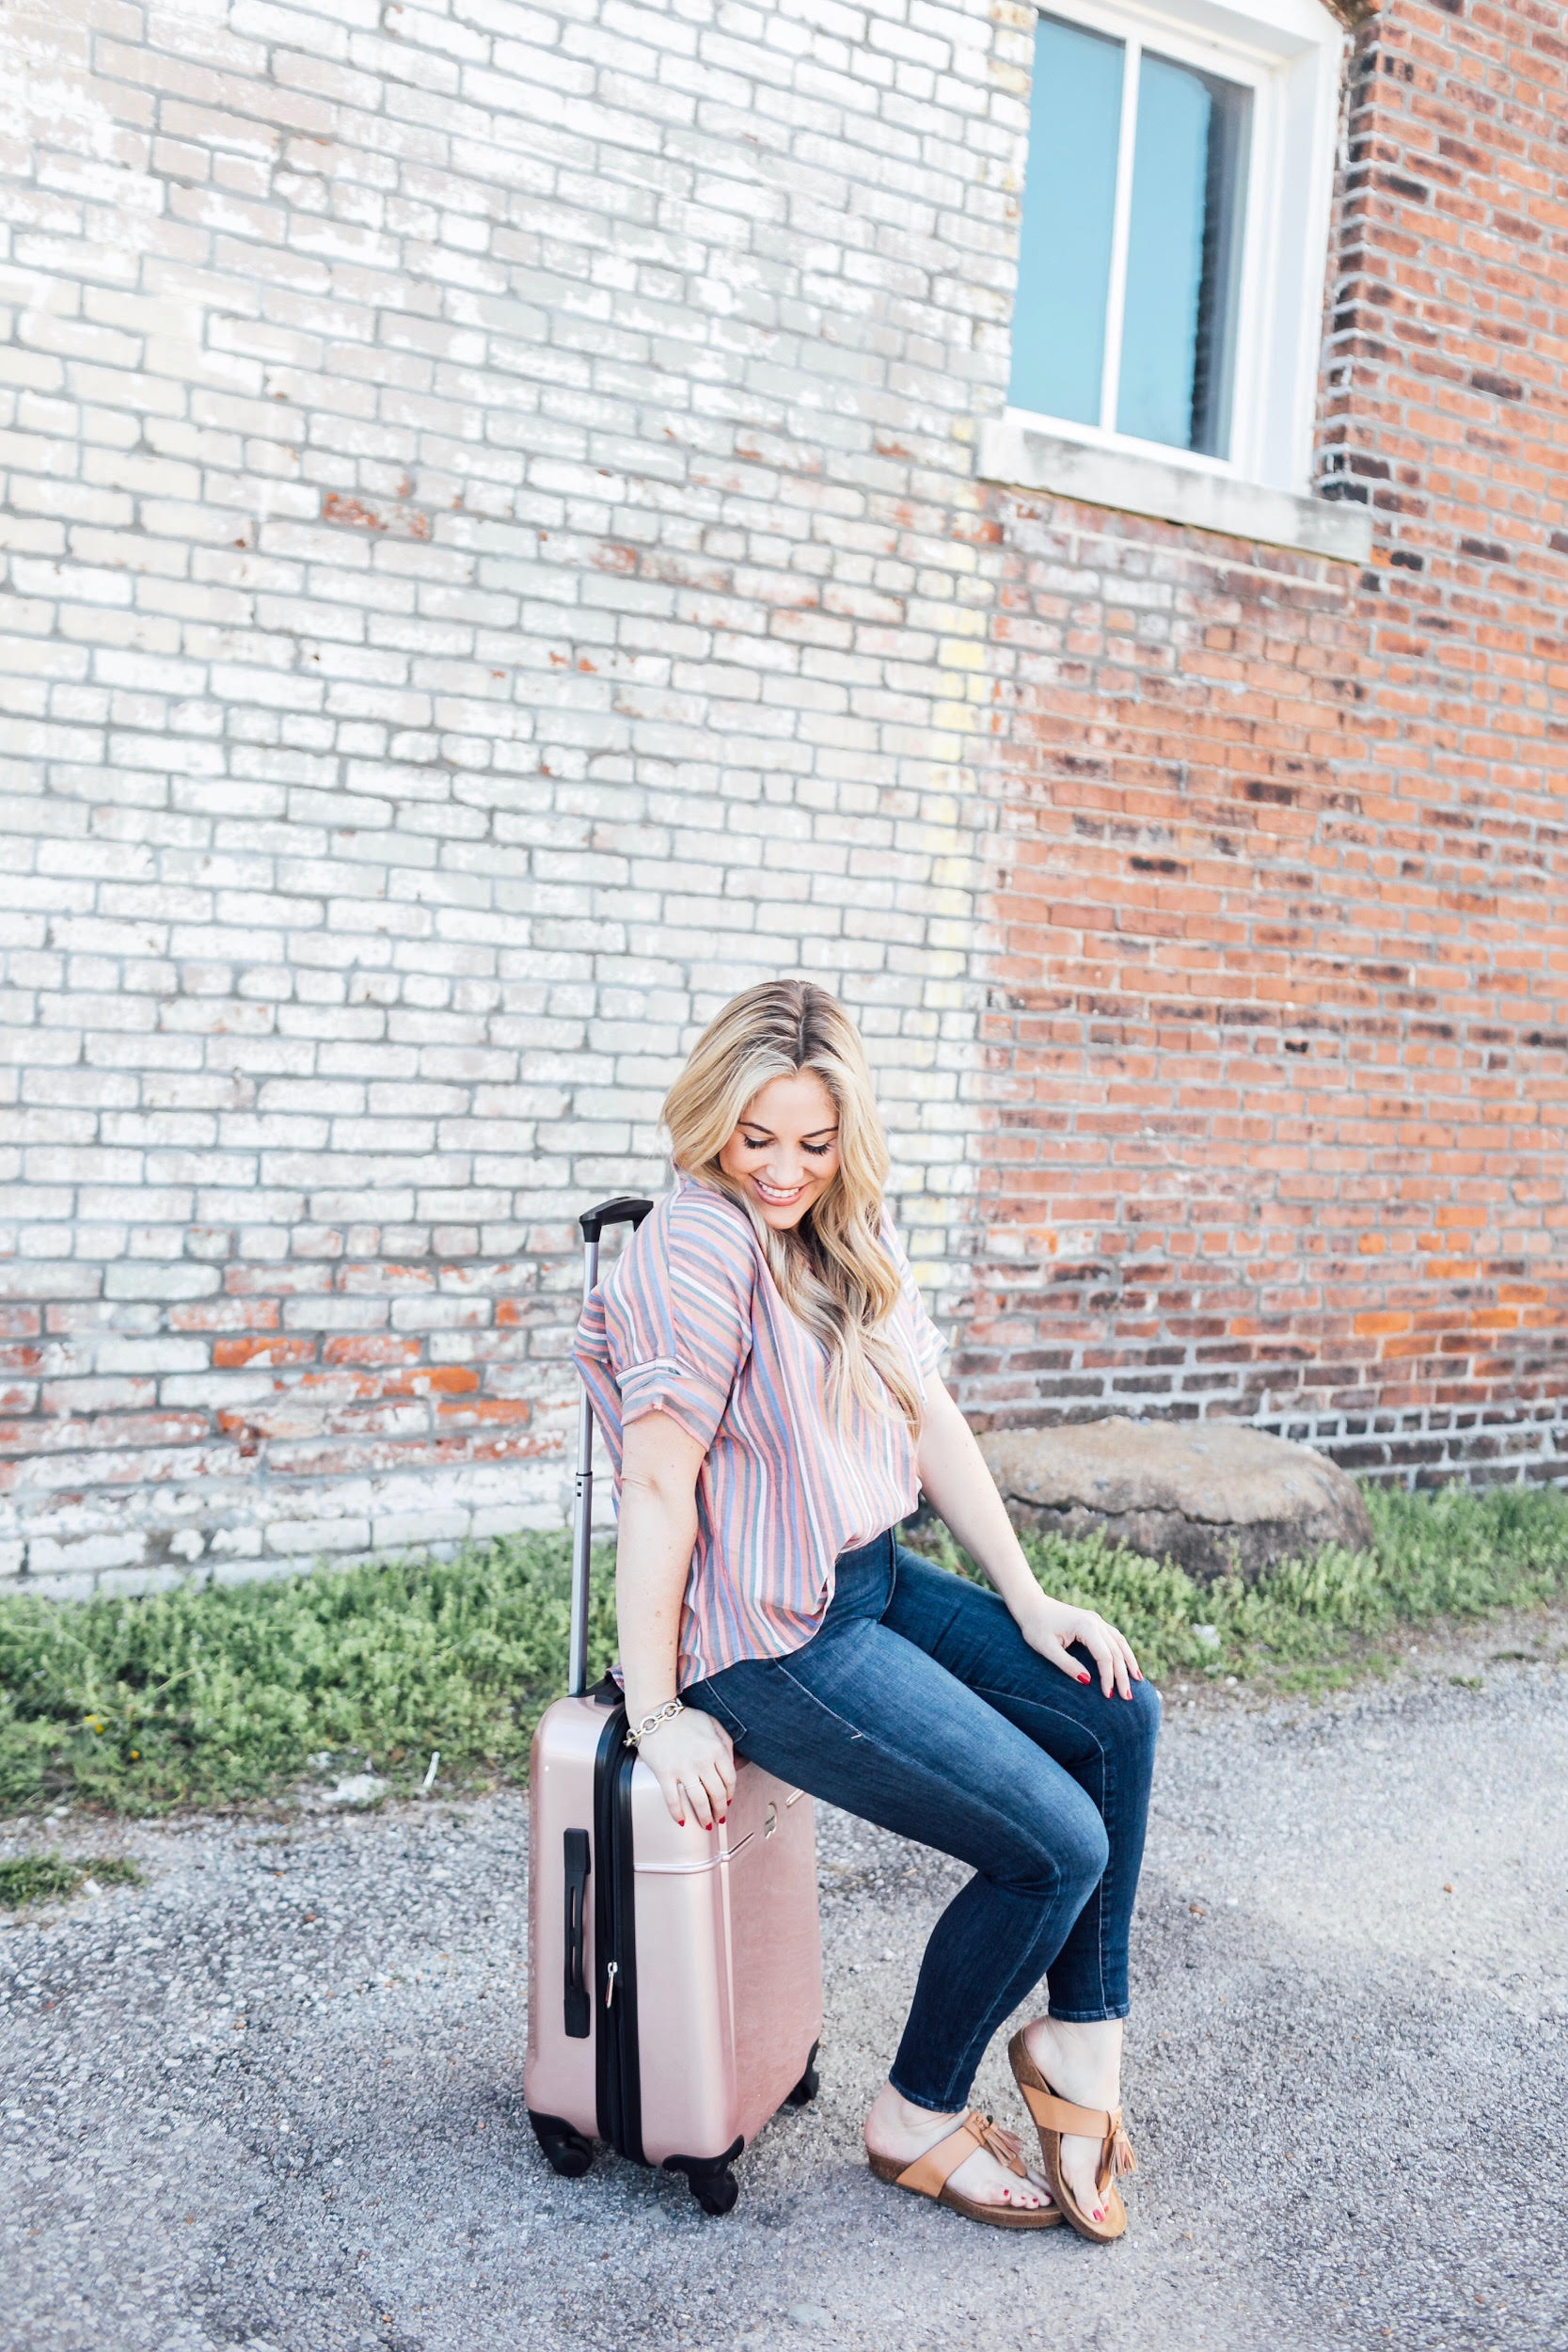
1057;1803;1110;1903
1004;1784;1109;1907
1103;1673;1161;1784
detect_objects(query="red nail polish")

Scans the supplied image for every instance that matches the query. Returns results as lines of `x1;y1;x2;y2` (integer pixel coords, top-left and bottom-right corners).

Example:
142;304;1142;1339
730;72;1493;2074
1078;1673;1091;1685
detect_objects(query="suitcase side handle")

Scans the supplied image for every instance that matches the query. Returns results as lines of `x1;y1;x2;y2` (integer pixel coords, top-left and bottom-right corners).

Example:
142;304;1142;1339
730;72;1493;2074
569;1196;653;1695
562;1829;591;2039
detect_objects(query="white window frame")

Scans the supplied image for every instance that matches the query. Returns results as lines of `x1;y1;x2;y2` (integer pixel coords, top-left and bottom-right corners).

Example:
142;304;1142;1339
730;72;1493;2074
993;0;1348;509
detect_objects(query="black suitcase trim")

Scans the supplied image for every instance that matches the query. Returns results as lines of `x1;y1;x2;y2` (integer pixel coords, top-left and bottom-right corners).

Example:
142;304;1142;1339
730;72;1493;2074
593;1702;645;2166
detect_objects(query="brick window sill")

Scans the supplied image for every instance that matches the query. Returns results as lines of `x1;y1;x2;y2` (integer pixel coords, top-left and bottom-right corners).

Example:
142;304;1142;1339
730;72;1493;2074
976;416;1372;564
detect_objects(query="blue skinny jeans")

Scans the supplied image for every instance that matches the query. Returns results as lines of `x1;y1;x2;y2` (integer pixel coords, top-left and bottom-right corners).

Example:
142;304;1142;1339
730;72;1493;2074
684;1532;1160;2115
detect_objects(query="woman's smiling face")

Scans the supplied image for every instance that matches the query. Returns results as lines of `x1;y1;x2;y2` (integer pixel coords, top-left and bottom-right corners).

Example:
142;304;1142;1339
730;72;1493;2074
718;1070;841;1232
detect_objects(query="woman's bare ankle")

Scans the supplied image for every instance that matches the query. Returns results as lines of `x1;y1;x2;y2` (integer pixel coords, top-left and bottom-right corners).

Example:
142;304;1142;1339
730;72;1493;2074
863;2081;961;2152
1025;2015;1122;2105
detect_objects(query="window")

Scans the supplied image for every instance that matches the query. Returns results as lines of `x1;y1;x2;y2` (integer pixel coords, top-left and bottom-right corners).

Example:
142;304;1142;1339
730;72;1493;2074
1002;0;1346;501
1012;17;1250;458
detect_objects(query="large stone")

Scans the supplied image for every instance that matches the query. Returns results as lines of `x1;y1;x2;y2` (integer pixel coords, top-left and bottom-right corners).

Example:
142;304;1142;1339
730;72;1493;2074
978;1417;1374;1583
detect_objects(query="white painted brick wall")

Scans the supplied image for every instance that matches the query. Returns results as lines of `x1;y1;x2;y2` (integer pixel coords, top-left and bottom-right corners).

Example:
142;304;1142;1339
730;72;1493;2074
0;0;1037;1589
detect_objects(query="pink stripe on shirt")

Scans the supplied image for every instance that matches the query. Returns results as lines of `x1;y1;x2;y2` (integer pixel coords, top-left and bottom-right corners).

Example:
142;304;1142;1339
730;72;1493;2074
573;1175;945;1688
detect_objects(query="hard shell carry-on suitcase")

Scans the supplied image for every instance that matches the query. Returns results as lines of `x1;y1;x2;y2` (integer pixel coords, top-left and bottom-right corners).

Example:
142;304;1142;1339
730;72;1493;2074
525;1195;824;2215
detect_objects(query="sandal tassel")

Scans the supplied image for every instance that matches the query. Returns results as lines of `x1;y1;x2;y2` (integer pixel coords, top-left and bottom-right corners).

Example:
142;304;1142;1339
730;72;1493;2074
1110;2118;1137;2179
977;2116;1024;2169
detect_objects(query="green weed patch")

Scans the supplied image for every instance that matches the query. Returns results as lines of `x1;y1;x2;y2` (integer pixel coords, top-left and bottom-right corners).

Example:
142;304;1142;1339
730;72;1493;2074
0;1853;143;1908
0;1535;618;1816
1;1485;1565;1816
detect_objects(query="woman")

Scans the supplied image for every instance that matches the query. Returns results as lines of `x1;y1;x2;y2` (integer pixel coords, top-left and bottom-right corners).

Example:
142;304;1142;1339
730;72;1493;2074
575;981;1158;2239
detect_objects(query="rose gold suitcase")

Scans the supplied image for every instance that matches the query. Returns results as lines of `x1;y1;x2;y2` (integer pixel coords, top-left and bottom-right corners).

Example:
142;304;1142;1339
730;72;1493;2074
525;1197;823;2214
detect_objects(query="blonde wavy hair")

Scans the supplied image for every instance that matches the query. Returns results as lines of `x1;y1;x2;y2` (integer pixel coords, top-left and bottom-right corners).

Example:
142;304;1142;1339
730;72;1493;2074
662;981;925;1433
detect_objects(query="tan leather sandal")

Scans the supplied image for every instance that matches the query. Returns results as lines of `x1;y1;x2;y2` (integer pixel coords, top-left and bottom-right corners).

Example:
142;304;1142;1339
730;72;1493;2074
1007;2030;1137;2244
867;2107;1061;2230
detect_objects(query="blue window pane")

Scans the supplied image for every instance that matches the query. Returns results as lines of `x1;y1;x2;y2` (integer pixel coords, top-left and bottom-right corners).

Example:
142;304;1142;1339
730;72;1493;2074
1117;54;1249;455
1009;14;1124;427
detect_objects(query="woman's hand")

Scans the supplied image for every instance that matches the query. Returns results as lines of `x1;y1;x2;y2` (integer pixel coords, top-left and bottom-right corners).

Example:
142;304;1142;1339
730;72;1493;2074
1016;1591;1143;1701
638;1707;736;1829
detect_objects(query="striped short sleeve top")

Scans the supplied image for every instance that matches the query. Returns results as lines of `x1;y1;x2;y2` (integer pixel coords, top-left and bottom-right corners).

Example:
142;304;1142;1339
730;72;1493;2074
573;1174;945;1689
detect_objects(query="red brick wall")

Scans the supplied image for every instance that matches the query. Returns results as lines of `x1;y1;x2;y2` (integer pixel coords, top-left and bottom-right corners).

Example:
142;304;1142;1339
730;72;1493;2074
960;0;1568;1482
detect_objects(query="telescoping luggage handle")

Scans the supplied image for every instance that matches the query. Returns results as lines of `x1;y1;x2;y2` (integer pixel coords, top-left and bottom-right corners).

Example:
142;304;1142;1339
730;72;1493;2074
569;1197;654;1697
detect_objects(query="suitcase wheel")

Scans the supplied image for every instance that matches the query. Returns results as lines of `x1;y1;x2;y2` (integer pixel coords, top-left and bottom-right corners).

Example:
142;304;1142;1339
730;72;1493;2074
528;2111;594;2178
663;2138;744;2217
687;2165;738;2217
784;2041;820;2107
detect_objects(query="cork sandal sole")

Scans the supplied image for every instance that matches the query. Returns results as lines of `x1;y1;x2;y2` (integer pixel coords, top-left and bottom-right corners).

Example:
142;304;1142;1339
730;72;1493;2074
1007;2030;1136;2245
867;2109;1062;2232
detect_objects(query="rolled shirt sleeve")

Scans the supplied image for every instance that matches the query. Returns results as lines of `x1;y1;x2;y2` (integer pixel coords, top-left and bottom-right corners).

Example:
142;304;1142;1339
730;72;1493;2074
596;1201;755;1452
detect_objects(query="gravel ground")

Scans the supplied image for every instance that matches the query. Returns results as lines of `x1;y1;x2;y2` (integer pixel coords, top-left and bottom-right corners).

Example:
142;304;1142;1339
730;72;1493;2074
4;1616;1566;2352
